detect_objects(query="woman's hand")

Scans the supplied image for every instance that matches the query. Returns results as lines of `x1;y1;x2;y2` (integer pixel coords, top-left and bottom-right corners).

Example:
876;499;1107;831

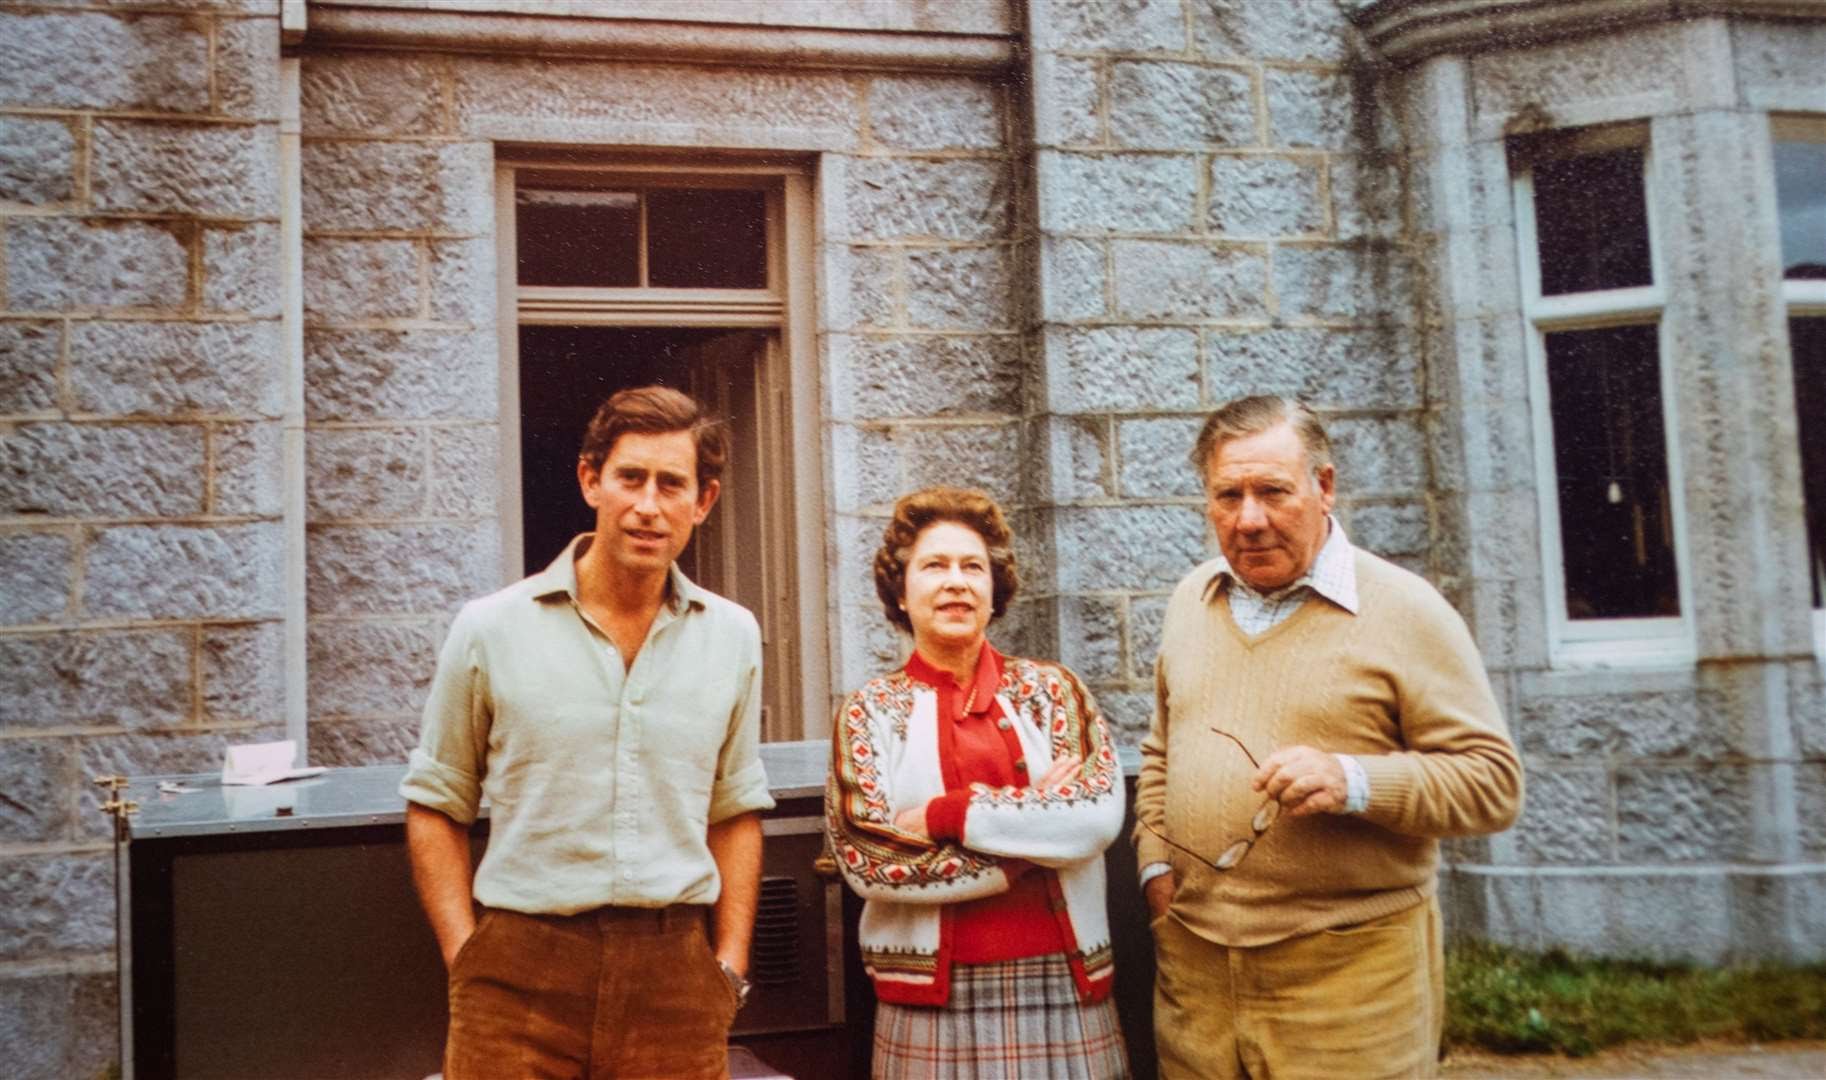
893;803;930;840
1035;755;1081;789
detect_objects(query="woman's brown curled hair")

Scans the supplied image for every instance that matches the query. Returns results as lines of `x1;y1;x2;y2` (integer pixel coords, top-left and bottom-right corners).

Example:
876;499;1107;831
873;486;1019;634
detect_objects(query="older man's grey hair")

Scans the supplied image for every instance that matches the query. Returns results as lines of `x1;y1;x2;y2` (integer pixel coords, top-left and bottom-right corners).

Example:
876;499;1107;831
1189;395;1334;480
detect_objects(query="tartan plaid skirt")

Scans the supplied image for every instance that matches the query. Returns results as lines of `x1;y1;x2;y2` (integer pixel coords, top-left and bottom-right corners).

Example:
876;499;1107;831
871;954;1130;1080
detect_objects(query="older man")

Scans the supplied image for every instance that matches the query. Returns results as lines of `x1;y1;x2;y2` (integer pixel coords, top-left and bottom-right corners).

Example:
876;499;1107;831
1134;395;1522;1079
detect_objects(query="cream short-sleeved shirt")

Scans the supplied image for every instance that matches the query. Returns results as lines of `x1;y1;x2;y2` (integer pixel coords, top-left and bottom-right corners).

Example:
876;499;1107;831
400;535;775;915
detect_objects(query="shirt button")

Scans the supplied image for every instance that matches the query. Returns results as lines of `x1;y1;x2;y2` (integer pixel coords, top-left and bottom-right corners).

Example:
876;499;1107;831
1014;758;1027;773
996;718;1011;731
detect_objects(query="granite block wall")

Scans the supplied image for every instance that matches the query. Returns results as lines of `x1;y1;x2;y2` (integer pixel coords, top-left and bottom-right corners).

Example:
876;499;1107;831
1023;0;1427;742
1385;11;1826;963
297;49;501;764
0;1;285;1074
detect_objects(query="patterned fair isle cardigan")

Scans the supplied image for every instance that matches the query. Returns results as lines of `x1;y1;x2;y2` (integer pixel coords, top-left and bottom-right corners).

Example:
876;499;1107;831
824;656;1125;1006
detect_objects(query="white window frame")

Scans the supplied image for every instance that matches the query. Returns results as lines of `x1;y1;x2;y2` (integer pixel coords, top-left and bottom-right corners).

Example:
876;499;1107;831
1771;115;1826;657
492;152;832;740
1513;126;1697;668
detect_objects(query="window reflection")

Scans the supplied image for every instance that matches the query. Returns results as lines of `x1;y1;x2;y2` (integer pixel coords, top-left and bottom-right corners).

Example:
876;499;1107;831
1792;317;1826;607
1533;148;1652;295
517;189;640;287
1545;325;1679;619
1774;140;1826;280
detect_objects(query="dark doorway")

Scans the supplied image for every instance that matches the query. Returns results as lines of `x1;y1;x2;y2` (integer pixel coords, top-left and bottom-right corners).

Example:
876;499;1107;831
518;325;754;577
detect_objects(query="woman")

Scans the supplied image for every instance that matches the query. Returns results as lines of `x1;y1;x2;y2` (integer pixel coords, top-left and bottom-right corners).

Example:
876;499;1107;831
825;486;1130;1079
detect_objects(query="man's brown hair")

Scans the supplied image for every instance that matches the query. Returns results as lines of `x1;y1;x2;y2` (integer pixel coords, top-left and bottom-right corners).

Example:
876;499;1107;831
578;385;729;490
1189;394;1333;480
873;486;1019;634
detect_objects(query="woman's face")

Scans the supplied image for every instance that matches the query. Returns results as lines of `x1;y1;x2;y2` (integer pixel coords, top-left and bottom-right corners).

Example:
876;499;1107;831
902;520;994;656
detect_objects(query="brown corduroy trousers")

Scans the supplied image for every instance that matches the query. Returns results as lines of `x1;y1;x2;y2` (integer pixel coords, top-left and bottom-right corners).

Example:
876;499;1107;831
444;904;739;1080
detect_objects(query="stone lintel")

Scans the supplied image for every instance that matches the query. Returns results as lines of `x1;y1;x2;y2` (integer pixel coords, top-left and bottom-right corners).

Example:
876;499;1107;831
298;4;1016;75
1348;0;1826;67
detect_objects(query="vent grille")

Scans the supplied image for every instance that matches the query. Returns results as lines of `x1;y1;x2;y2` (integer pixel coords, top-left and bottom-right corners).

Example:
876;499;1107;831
750;876;801;987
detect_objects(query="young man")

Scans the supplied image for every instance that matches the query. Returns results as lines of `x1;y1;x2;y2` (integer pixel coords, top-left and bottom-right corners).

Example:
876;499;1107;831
401;386;772;1078
1135;394;1523;1079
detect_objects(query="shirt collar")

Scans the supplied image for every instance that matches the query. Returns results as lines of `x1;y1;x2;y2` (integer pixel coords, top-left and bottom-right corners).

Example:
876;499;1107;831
1201;515;1359;615
528;533;705;616
906;640;1005;722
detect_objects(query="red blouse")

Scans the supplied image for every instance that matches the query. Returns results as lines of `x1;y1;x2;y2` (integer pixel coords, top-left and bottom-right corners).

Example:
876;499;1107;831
906;645;1067;964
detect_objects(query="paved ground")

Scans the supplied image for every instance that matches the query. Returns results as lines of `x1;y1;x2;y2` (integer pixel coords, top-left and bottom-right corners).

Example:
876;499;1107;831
1441;1040;1826;1078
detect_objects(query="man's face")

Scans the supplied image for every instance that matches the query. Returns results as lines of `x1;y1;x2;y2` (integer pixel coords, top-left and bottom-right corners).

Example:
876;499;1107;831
577;429;719;577
1204;421;1335;592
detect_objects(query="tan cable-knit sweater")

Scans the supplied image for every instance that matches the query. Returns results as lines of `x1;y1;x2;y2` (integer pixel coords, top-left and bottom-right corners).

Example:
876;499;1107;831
1134;548;1523;947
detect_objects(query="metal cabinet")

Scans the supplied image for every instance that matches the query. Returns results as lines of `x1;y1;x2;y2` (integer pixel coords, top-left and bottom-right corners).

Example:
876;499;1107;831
110;745;847;1080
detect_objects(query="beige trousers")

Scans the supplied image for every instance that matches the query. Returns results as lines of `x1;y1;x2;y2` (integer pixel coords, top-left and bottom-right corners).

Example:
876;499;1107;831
1152;898;1444;1080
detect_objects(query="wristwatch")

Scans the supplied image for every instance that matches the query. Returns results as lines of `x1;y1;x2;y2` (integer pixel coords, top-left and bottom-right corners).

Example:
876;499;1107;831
717;958;752;1009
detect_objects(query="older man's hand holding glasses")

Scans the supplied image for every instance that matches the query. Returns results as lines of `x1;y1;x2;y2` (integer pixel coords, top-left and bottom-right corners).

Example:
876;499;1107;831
1141;729;1350;921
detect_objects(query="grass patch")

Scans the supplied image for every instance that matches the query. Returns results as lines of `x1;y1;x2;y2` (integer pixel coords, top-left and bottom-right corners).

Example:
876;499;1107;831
1445;941;1826;1057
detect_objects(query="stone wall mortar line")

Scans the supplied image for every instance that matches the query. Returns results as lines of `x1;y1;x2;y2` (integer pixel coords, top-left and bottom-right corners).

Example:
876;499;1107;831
843;328;1025;339
19;410;281;424
1043;235;1275;251
296;132;482;145
0;616;277;635
436;53;458;135
0;953;116;979
0;210;280;228
304;612;443;625
850;416;1026;431
201;422;217;514
1;312;279;327
837;239;1013;250
1252;60;1270;145
309;712;425;723
53;315;72;416
413;236;430;322
1;514;281;529
0;720;273;740
842;149;1012;162
188;622;203;725
0;108;266;128
302;318;480;332
73;112;92;209
854;72;877;152
303;515;503;526
304;229;484;240
206;10;220;115
64;522;84;624
0;839;111;858
305;418;490;431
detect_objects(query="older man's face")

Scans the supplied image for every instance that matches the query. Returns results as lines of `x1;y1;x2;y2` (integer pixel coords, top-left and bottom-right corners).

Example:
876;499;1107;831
1204;421;1335;592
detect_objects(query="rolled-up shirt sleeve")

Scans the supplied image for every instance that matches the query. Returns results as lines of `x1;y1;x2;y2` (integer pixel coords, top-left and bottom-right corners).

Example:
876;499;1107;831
706;622;775;824
399;605;490;826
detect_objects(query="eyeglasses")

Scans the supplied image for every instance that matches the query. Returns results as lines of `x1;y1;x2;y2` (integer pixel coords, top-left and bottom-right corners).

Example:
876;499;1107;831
1140;728;1280;872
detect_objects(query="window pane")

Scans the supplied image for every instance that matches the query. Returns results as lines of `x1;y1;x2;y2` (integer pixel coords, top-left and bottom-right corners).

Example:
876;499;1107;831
1545;324;1679;619
1792;317;1826;607
1774;140;1826;280
517;189;640;287
1534;147;1652;295
647;188;767;288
